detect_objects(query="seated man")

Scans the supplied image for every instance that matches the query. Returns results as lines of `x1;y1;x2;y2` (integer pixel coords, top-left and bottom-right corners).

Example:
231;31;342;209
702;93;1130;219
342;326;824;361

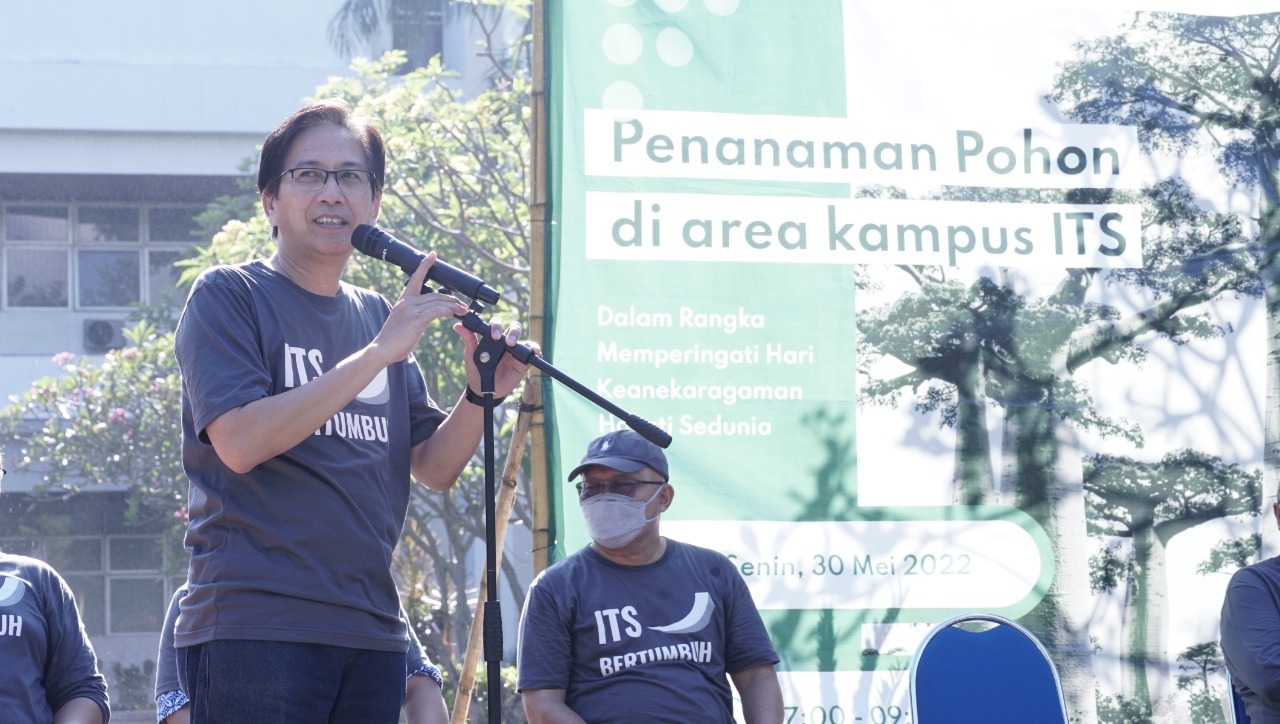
517;430;783;723
155;583;447;724
0;453;110;723
1221;489;1280;723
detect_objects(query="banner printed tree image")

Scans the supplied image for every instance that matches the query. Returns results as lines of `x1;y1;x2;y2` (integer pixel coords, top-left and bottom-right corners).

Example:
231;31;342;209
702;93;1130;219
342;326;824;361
857;171;1258;721
1084;450;1261;716
1041;16;1280;718
1175;642;1230;724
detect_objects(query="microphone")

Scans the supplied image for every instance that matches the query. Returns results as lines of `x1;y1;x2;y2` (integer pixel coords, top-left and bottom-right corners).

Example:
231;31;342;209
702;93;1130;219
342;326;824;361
353;225;670;448
351;224;500;305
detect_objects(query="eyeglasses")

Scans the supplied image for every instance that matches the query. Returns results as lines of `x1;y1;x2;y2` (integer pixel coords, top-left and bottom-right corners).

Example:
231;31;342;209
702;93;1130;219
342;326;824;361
575;479;664;499
278;167;374;191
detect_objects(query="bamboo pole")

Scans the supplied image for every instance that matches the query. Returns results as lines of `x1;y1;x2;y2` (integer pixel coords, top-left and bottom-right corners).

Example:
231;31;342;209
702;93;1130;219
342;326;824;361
527;0;551;578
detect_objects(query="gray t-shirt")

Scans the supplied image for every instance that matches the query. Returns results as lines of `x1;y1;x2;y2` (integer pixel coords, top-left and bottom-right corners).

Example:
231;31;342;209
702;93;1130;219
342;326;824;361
517;539;778;723
174;261;445;653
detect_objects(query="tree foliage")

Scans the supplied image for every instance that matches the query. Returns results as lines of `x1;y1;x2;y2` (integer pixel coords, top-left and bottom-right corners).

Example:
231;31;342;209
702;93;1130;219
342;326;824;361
0;322;185;524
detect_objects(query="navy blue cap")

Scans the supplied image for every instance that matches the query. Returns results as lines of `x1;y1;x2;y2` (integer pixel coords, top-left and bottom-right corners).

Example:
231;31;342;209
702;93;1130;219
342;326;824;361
567;430;669;481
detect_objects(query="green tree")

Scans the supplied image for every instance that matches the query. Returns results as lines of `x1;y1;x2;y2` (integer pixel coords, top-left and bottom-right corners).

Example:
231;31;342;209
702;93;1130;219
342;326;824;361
330;0;449;70
1096;690;1153;724
1043;16;1280;718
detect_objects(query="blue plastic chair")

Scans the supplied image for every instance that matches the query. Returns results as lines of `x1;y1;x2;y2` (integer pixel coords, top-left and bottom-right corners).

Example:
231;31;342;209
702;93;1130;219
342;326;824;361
909;613;1069;724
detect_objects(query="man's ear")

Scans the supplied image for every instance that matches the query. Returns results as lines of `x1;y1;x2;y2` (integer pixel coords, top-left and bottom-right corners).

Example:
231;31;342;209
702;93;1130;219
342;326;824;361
261;191;277;225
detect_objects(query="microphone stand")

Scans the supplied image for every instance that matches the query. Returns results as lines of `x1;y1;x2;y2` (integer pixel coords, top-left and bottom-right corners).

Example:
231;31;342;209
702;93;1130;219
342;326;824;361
454;300;671;724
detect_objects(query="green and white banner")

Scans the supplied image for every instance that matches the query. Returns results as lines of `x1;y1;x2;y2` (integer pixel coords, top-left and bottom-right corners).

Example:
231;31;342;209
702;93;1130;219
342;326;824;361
542;2;1275;721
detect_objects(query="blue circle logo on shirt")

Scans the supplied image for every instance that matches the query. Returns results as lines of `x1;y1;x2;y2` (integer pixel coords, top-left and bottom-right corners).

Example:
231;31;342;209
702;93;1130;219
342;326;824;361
0;575;26;607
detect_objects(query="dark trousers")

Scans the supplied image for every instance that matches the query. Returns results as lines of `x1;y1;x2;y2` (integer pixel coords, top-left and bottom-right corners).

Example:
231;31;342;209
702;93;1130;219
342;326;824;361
178;639;405;724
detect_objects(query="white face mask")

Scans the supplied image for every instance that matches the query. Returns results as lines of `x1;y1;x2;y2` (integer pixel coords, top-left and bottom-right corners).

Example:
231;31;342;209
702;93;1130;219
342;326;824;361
580;483;666;549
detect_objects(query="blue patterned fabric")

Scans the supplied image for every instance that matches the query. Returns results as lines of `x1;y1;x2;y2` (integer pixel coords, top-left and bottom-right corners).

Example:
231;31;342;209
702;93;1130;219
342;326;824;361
156;689;189;722
411;664;444;688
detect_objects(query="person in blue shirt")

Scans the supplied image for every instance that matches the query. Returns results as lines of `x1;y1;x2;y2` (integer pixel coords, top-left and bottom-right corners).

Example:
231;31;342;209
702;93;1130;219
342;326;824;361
1221;485;1280;724
0;450;111;723
517;430;783;723
173;99;532;723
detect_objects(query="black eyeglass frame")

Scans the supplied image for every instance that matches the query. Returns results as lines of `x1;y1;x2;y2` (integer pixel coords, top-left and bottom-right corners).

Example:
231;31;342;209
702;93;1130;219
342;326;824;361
276;166;374;190
574;479;665;499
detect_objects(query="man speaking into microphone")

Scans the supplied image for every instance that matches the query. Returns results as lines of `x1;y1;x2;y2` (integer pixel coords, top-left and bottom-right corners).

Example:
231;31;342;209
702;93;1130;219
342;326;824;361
173;98;535;723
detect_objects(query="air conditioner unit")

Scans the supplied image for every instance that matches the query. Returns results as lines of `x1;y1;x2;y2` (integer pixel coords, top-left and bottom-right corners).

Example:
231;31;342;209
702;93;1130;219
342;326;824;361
83;319;128;353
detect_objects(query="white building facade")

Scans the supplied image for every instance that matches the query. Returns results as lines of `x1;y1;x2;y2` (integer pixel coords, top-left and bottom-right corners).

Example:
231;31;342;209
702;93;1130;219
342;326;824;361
0;0;359;391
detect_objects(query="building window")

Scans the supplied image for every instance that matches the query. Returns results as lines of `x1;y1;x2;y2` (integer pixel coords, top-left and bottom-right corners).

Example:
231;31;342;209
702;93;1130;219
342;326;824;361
1;203;202;311
2;534;177;635
393;0;445;72
5;206;70;307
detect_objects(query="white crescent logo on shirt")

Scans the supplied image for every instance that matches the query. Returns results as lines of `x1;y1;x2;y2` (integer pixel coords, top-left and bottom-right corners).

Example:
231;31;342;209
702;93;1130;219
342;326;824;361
0;575;25;607
648;591;713;634
355;368;390;405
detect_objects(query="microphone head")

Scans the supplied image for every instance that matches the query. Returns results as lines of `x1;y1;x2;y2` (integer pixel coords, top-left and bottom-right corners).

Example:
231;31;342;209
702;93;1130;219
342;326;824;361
350;223;381;255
